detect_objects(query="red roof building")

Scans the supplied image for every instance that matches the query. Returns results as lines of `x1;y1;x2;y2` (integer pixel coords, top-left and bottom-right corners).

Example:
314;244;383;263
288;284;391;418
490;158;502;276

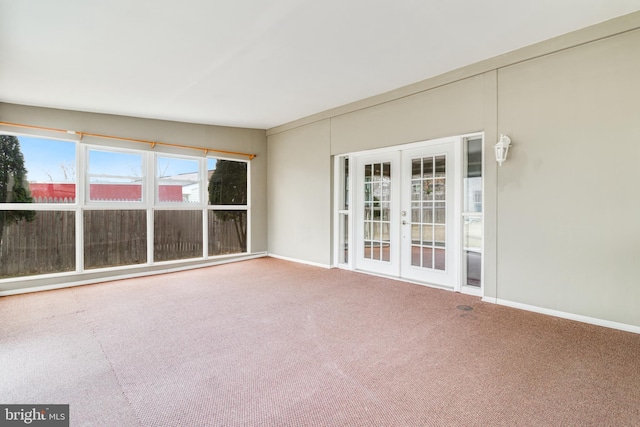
29;183;183;203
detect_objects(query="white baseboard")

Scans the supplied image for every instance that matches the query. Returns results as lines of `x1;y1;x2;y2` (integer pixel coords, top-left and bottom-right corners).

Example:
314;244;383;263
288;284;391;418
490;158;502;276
483;297;640;335
0;253;268;297
267;253;332;269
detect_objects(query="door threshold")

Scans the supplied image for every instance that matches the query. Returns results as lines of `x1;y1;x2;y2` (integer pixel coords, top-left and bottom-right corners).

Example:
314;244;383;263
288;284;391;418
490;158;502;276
352;268;455;292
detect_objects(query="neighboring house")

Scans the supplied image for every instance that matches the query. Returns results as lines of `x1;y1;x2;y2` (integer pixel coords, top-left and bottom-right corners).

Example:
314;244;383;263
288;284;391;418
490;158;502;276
28;182;183;202
162;170;214;203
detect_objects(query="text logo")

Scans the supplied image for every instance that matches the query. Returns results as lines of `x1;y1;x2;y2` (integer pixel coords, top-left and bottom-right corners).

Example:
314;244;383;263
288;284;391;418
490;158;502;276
0;405;69;427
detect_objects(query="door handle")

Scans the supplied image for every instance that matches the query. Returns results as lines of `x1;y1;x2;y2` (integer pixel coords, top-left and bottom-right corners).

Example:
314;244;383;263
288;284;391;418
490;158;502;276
402;220;408;225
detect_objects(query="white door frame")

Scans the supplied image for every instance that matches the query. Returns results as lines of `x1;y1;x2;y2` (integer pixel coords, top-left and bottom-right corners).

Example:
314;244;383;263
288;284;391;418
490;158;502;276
335;133;479;293
400;140;461;289
353;151;400;277
333;132;487;295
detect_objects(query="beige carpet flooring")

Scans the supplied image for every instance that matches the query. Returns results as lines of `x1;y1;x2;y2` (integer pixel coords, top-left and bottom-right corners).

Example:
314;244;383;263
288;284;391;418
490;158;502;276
1;257;639;426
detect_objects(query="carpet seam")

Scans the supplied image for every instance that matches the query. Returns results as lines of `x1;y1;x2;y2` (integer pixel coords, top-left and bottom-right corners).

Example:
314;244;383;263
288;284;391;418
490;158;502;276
76;290;144;427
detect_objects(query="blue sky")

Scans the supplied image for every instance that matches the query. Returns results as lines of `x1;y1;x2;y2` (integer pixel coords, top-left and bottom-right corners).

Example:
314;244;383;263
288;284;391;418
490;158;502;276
14;136;218;182
19;136;76;182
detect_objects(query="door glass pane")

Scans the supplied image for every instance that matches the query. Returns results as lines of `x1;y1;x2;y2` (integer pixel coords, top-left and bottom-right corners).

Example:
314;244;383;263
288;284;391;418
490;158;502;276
340;214;349;263
383;163;391;182
464;217;482;251
466;251;481;287
421;225;433;245
423;180;433;200
411;203;421;222
423;202;433;223
409;155;446;272
381;247;390;261
411;181;421;200
434;225;446;247
434;248;446;270
464;137;483;288
363;161;391;263
411;224;420;244
464;138;482;213
380;203;390;221
411;245;420;266
434;179;445;200
412;159;421;178
422;247;433;269
434;202;446;224
435;156;446;177
343;158;349;209
423;157;433;178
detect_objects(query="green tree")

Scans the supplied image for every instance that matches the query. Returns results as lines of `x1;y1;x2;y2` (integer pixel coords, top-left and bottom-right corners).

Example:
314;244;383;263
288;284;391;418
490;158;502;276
208;160;247;251
0;135;36;243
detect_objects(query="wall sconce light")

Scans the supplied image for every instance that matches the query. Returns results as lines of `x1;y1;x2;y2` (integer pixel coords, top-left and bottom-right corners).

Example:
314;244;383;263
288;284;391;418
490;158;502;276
494;134;512;166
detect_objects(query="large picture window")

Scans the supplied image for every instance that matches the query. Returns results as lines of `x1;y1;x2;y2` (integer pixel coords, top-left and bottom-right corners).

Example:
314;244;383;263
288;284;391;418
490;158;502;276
0;133;251;282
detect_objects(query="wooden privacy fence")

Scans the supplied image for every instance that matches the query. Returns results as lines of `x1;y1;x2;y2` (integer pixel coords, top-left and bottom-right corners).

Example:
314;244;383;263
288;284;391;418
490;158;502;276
84;210;147;269
154;210;203;262
0;211;76;278
208;211;247;256
0;209;247;278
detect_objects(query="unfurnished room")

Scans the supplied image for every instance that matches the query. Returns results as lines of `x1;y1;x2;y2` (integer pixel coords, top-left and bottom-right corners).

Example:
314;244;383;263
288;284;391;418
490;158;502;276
1;1;640;426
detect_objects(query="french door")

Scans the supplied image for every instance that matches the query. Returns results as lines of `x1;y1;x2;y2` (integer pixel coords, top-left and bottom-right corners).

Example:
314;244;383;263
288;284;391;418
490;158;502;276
354;140;459;288
354;152;401;276
400;143;457;287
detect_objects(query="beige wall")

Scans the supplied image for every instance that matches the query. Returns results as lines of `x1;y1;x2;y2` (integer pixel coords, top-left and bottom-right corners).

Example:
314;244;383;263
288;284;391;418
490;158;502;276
267;119;331;265
267;13;640;329
0;103;268;291
496;29;640;326
330;74;485;155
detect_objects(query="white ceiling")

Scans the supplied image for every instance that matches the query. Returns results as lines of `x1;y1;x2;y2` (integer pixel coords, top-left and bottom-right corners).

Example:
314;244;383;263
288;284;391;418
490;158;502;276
1;1;639;130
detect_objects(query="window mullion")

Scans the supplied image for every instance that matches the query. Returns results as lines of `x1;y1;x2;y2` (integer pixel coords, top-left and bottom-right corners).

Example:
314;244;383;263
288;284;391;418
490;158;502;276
147;152;156;264
246;160;252;254
201;157;208;258
76;144;87;272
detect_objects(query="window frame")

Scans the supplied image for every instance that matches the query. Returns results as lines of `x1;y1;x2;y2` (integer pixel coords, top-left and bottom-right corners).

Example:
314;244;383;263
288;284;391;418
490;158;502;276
155;153;205;206
84;144;147;206
0;132;253;283
206;156;251;256
461;136;484;294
